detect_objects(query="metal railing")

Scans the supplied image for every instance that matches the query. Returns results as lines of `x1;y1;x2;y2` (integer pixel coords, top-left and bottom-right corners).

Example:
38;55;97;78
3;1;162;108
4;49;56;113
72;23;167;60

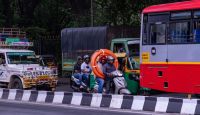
0;28;26;37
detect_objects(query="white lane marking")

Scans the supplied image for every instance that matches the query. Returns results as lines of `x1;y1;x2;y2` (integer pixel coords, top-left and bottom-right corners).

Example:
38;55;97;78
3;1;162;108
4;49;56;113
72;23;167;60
155;97;169;112
8;89;17;100
181;99;197;114
131;96;145;111
110;95;123;109
91;93;102;107
22;90;31;101
53;92;64;104
71;92;82;106
36;91;47;103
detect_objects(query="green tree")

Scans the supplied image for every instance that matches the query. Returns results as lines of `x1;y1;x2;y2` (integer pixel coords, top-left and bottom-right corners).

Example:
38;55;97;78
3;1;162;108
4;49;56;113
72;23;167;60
0;0;186;30
33;0;71;33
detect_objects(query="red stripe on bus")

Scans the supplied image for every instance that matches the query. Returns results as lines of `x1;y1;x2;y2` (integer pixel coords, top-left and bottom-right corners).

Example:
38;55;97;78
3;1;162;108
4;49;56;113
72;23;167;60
143;0;200;13
140;64;200;94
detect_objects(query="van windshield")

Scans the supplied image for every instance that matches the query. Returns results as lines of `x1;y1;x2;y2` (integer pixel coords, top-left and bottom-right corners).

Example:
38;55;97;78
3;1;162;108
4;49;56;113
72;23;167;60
7;52;38;64
130;57;140;70
42;57;56;66
128;44;140;57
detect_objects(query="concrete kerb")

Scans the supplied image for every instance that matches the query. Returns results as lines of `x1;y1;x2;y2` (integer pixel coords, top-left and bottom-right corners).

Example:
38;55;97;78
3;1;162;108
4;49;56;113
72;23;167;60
0;88;199;115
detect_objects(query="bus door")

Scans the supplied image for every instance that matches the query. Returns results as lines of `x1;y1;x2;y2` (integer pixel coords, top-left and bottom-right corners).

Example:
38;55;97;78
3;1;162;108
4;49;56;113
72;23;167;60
141;13;169;90
167;11;192;63
166;11;198;92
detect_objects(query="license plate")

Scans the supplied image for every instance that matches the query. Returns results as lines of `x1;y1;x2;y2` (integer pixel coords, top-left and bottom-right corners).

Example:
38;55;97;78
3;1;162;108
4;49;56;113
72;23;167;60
37;75;49;80
38;81;48;85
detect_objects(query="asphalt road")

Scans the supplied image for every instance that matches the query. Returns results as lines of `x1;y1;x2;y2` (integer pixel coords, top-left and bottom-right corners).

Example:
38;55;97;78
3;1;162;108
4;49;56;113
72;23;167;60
0;100;165;115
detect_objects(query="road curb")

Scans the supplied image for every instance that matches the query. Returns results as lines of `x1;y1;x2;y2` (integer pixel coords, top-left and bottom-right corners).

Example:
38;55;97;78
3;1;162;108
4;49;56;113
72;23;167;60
0;88;199;114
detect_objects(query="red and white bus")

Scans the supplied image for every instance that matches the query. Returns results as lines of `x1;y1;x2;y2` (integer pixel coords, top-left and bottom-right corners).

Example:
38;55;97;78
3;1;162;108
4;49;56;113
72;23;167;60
140;0;200;94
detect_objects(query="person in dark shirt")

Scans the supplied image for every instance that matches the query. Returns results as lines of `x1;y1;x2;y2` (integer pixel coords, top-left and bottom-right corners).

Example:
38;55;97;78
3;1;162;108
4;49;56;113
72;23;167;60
73;56;83;83
103;56;116;94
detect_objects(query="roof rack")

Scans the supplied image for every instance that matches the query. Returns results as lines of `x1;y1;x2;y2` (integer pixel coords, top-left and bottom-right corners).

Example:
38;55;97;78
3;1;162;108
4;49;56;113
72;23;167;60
0;41;33;49
0;28;32;49
0;28;26;37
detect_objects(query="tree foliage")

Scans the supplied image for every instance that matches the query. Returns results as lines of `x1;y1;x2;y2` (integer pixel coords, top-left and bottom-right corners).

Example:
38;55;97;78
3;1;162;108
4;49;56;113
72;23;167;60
0;0;184;35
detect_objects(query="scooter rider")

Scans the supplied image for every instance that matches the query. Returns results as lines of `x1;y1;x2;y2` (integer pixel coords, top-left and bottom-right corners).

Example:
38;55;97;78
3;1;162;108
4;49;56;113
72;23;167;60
103;56;117;94
96;55;107;93
80;55;92;87
73;56;83;85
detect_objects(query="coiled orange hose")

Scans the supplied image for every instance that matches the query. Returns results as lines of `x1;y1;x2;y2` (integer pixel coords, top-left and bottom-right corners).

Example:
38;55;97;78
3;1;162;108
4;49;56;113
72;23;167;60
91;49;118;79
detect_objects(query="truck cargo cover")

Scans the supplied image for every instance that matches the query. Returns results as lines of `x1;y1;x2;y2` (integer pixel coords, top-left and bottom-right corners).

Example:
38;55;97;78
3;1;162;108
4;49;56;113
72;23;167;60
61;26;107;53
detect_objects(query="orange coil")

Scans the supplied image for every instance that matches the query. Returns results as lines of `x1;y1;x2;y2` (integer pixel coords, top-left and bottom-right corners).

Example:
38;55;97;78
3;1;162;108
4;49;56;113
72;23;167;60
91;49;118;79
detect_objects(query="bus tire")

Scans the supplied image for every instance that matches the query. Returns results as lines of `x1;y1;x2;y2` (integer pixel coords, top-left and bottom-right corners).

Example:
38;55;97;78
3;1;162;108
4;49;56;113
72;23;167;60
11;78;23;89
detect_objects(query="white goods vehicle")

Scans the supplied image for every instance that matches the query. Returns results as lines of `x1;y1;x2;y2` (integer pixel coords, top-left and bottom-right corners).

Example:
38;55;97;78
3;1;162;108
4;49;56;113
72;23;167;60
0;28;57;90
0;49;58;91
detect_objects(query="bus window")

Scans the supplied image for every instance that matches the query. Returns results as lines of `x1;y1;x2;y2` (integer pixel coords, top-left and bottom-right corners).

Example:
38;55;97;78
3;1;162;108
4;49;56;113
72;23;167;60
150;23;166;44
143;15;148;45
142;33;148;45
171;11;191;20
169;22;190;43
194;21;200;43
194;11;200;18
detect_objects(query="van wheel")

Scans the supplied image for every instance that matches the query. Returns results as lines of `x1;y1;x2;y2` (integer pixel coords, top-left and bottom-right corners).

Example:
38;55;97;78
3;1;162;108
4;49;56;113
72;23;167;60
36;86;43;90
11;78;23;89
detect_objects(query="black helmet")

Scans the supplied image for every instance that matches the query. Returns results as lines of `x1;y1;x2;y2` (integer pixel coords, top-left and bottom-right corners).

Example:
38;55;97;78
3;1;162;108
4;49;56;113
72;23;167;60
77;56;82;61
107;56;115;63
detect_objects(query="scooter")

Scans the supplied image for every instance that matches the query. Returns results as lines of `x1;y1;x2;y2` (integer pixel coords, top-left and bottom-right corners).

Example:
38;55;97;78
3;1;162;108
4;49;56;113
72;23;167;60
111;70;131;95
71;75;82;92
70;74;98;93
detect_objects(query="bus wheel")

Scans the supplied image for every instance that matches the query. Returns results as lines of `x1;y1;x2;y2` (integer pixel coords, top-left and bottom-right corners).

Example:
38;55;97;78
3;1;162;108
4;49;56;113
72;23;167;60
11;78;23;89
